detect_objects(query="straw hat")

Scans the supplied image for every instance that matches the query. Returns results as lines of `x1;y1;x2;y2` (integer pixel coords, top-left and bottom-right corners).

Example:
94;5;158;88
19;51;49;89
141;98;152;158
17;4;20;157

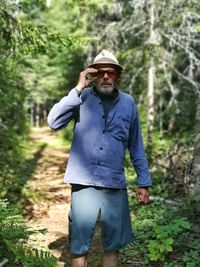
88;50;123;71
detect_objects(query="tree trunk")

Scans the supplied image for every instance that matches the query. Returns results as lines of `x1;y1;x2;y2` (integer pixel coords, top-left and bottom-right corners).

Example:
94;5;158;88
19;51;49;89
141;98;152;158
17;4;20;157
30;101;34;127
147;51;155;154
147;0;155;155
189;96;200;195
46;0;51;7
36;102;40;128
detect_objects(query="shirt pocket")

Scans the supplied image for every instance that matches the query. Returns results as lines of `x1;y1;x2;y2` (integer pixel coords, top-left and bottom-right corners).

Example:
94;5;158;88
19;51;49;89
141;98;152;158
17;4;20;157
109;115;131;142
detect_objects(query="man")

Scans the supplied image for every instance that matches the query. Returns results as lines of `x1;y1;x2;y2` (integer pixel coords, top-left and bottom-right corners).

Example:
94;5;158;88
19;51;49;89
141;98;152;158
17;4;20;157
47;50;152;267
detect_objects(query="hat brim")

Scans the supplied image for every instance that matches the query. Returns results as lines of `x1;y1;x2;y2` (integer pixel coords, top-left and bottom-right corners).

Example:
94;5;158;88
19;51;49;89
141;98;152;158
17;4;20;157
88;62;123;71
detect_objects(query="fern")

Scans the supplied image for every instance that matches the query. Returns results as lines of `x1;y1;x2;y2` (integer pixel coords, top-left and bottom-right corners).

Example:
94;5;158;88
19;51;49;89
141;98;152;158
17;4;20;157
5;241;57;267
0;199;58;266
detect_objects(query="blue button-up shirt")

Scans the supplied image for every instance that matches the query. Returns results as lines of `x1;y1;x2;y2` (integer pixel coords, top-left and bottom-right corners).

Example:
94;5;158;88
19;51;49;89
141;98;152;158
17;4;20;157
47;87;152;189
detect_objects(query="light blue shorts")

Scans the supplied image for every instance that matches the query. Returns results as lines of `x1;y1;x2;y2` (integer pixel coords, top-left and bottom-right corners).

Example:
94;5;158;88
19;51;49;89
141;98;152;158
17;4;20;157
68;184;133;255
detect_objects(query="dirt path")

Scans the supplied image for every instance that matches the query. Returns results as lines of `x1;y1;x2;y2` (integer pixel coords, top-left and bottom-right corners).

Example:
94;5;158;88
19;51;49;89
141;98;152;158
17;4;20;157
23;127;136;267
23;127;71;266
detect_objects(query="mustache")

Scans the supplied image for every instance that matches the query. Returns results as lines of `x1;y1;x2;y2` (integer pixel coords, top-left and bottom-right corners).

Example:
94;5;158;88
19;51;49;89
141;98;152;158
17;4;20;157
100;82;112;86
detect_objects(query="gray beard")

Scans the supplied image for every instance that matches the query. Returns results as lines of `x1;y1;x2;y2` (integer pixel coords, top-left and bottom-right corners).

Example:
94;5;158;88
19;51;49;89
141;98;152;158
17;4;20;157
95;85;115;95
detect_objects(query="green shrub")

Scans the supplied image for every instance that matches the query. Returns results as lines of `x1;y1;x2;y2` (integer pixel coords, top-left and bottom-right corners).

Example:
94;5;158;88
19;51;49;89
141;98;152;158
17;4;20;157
183;244;200;267
148;218;191;262
128;199;193;266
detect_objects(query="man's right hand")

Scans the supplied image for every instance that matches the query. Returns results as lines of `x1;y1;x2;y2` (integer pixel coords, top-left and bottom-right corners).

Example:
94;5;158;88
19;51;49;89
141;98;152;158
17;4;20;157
76;68;98;92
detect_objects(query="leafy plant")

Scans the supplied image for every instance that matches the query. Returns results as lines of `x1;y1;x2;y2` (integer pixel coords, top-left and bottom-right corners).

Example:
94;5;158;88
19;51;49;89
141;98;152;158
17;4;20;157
148;218;191;262
5;241;57;267
183;244;200;267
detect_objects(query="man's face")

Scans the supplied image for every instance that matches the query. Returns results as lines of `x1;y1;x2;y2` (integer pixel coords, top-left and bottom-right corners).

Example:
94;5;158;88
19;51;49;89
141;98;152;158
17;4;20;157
94;65;118;94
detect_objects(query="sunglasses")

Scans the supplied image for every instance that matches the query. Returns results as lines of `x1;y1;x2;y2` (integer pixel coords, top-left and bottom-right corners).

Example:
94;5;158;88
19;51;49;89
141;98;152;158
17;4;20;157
86;69;117;80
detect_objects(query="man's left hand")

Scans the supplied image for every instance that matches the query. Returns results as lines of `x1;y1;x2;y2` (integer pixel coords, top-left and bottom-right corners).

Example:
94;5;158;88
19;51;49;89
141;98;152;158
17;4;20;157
136;188;150;204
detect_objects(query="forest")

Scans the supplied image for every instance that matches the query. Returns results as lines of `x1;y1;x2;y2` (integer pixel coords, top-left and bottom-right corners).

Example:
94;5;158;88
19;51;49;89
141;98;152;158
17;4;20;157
0;0;200;266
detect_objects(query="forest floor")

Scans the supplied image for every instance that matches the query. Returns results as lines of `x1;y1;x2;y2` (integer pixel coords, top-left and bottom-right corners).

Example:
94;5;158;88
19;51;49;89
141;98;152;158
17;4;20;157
22;127;137;267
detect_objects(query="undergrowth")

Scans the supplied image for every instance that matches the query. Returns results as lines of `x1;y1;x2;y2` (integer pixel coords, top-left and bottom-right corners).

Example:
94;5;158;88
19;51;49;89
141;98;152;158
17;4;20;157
122;128;199;266
0;199;57;266
121;193;200;266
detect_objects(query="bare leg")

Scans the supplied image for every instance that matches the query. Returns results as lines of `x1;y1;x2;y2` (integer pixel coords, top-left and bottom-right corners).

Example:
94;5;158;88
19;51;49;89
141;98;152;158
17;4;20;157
103;250;119;267
71;254;88;267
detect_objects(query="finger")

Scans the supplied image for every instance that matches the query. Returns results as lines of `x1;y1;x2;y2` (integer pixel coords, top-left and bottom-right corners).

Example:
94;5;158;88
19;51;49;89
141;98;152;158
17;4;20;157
144;194;150;204
84;77;96;88
138;194;145;203
86;68;98;73
140;192;149;203
83;68;98;78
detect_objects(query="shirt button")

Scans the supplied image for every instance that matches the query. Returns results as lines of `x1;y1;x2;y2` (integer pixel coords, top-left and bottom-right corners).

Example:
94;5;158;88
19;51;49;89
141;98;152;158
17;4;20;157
99;102;102;105
100;147;103;150
102;115;105;119
97;162;100;165
102;130;105;134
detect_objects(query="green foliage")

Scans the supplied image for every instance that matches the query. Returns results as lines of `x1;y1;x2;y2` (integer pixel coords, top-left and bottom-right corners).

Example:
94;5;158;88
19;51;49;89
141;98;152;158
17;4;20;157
148;218;191;262
183;244;200;267
124;192;200;266
0;0;84;57
192;193;200;202
5;241;57;267
0;0;89;205
0;56;29;198
130;201;168;264
0;199;57;266
0;0;199;266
